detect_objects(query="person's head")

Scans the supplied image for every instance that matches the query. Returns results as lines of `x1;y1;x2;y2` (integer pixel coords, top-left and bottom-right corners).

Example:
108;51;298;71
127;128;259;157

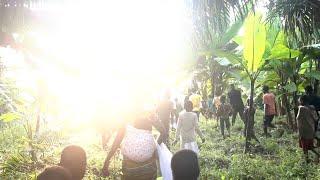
171;149;200;180
230;84;235;90
37;166;72;180
262;85;269;94
184;100;193;112
59;145;87;180
305;85;314;95
299;95;310;106
220;95;226;103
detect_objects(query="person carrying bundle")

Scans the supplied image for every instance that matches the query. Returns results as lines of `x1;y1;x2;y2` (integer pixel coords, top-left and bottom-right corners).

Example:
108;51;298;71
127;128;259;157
297;95;320;163
102;109;166;180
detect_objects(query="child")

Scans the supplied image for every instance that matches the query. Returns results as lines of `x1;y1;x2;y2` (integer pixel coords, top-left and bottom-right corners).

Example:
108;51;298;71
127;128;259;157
171;149;200;180
216;95;232;138
37;165;72;180
59;145;87;180
175;100;205;154
297;95;319;163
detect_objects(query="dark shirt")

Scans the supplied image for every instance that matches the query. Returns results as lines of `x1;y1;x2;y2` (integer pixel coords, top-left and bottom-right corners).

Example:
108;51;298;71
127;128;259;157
228;89;244;109
157;100;173;121
308;94;320;111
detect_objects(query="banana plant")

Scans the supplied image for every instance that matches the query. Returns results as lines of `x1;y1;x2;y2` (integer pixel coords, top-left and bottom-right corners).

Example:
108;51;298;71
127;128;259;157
212;12;267;152
301;44;320;94
196;18;245;98
242;12;266;152
263;30;301;130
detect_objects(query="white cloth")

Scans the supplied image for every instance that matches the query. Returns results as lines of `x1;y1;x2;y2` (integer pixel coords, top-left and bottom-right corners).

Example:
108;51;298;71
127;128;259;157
121;126;156;162
171;122;177;129
183;141;199;155
157;143;173;180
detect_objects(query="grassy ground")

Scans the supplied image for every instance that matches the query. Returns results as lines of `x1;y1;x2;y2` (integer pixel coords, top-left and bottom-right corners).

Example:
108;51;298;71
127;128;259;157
1;111;320;179
196;111;320;180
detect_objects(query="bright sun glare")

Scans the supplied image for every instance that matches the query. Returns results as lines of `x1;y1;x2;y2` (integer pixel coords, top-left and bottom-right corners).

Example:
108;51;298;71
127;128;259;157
15;0;191;128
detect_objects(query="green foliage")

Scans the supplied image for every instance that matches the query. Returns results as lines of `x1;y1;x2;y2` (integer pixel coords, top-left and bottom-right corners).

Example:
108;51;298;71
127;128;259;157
191;0;253;49
0;152;39;179
0;112;21;122
269;45;300;59
267;0;320;44
214;19;244;49
268;31;300;59
284;83;297;93
257;71;280;87
197;114;320;179
1;111;320;179
305;71;320;80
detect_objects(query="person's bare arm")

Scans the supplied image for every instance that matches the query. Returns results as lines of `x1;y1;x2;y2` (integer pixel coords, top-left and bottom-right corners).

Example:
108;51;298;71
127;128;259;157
274;96;278;116
150;114;166;144
102;126;126;176
263;95;268;115
264;104;268;115
296;107;303;137
175;116;182;140
195;115;204;141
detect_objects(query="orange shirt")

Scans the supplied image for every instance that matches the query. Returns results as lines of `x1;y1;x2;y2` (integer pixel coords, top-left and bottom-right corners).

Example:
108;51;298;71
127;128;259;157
263;93;276;115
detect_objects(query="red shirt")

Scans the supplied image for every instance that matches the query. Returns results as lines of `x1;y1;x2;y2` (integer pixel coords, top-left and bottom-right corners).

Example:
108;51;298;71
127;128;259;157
263;93;276;115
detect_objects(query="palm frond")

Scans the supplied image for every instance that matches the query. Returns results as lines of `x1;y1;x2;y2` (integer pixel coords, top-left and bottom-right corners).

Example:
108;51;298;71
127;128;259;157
191;0;254;51
267;0;320;45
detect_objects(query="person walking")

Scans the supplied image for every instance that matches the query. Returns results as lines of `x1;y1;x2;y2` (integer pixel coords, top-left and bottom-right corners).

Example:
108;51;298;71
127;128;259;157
262;85;277;137
217;95;232;138
227;84;244;126
102;110;165;179
157;91;174;146
174;100;205;154
297;95;319;163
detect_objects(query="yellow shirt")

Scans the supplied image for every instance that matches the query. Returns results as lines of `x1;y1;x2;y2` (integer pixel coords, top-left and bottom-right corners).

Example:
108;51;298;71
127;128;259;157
189;94;202;112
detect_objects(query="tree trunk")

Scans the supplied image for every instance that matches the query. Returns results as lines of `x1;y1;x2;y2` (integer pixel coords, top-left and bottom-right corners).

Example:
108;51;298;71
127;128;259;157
292;75;299;125
282;93;294;129
202;82;208;99
210;75;215;97
314;59;320;95
245;79;256;153
35;112;40;134
210;59;215;97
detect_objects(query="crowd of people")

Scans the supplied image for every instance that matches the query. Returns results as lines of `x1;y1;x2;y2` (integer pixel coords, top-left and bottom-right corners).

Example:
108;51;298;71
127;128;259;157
37;84;320;180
